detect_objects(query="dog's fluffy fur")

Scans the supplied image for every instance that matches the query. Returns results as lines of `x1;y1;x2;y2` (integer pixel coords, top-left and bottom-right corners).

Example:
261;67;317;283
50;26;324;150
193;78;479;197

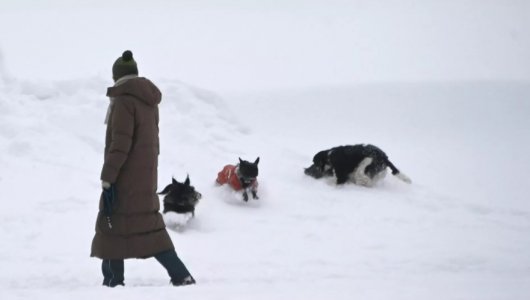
158;176;202;216
216;157;260;201
304;144;411;186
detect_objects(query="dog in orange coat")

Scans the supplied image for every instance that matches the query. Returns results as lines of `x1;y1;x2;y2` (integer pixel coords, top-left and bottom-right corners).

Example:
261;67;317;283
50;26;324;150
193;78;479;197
216;157;259;201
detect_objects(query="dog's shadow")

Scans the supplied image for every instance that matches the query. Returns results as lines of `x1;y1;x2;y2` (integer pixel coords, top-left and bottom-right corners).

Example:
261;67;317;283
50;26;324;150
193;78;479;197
163;212;199;232
304;172;395;191
217;186;262;209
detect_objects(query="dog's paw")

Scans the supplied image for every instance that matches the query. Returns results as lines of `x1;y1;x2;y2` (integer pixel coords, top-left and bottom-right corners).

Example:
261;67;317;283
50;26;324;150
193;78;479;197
252;191;259;200
358;177;375;187
242;192;249;202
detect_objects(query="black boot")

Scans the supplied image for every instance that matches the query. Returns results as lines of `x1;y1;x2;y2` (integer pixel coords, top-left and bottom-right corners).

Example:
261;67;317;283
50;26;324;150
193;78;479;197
154;249;195;286
171;275;196;286
102;259;125;287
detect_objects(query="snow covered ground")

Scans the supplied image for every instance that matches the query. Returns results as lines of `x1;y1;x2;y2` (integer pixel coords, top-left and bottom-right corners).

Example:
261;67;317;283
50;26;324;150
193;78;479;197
1;74;529;300
1;1;530;299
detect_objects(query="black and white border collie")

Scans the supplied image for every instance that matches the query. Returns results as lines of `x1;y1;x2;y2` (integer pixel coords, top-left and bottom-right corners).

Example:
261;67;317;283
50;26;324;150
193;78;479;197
304;144;411;186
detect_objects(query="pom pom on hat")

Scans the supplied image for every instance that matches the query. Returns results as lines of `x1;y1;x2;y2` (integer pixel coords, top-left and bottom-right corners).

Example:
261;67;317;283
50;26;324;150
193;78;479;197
112;50;138;81
122;50;133;62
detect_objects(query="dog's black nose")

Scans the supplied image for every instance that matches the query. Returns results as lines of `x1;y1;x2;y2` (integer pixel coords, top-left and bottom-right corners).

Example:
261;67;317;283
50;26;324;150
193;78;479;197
304;164;324;179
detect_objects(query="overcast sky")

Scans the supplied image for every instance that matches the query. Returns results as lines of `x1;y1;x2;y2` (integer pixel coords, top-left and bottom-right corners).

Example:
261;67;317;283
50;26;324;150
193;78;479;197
1;0;529;91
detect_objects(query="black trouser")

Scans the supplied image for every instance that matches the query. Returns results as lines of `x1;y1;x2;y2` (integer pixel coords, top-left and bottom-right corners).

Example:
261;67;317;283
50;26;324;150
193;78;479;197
102;249;192;287
102;259;124;287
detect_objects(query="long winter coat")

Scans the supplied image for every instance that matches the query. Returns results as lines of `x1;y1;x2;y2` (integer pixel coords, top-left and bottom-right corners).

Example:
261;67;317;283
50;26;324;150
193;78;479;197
91;77;174;259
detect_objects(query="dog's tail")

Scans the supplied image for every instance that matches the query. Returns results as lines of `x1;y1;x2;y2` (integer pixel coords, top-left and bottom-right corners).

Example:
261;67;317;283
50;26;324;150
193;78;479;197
385;158;412;184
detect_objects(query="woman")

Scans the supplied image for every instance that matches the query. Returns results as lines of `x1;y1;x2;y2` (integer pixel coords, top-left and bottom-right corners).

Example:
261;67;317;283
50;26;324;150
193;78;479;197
91;50;195;287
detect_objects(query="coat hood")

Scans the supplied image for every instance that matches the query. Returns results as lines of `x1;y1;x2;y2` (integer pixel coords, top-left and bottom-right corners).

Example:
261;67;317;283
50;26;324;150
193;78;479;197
106;77;161;106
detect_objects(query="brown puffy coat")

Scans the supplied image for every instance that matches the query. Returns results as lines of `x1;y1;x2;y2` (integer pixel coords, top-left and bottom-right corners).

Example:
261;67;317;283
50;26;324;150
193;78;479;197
91;77;174;259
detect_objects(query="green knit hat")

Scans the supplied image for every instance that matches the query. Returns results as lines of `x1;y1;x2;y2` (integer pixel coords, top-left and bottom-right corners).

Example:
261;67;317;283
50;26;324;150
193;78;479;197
112;50;138;81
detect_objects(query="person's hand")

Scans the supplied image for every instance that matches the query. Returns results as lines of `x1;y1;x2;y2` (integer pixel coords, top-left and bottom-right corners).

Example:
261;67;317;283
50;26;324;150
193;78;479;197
102;181;111;190
101;182;115;209
101;182;116;229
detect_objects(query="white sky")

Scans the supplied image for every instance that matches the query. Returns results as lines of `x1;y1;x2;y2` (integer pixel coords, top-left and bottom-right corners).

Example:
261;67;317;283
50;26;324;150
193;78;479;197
0;0;529;91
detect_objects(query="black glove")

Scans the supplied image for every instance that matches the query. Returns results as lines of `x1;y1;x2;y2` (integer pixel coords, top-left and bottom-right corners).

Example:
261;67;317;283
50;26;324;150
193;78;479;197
101;183;116;228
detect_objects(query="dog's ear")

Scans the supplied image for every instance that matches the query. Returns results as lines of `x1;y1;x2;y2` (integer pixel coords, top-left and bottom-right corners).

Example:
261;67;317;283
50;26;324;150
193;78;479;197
158;184;172;195
172;177;178;185
313;151;326;164
313;151;329;171
184;174;190;186
239;157;244;164
254;157;260;165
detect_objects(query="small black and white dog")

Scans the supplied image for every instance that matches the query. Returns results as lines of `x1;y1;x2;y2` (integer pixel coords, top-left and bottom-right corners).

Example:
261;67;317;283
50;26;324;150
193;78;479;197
304;144;411;186
158;176;202;216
